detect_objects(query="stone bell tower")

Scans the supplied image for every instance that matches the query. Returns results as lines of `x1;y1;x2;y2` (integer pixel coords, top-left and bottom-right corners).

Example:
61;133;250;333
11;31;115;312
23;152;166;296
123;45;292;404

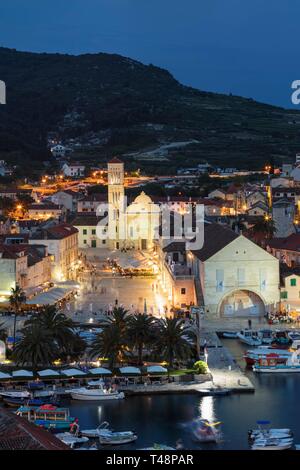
107;157;125;249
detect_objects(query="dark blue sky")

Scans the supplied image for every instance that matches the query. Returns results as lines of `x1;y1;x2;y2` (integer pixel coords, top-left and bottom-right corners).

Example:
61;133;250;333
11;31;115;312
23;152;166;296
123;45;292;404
0;0;299;107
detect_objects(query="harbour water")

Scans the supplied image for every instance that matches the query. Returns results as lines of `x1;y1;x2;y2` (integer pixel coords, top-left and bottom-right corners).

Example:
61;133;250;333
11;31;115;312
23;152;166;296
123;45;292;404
68;340;300;450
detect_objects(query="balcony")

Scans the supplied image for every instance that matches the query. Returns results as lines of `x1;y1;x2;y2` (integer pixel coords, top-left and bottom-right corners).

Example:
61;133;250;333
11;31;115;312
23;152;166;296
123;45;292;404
165;262;194;280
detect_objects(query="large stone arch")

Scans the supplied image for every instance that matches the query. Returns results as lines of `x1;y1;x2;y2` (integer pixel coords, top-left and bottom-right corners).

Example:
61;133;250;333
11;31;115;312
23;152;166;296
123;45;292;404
217;289;266;317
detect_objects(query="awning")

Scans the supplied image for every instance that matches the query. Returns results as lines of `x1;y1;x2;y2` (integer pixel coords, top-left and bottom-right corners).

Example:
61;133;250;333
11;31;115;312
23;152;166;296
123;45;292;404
61;368;86;377
0;372;11;380
89;367;112;375
119;366;141;375
26;287;74;306
12;370;33;378
37;369;61;377
146;365;168;374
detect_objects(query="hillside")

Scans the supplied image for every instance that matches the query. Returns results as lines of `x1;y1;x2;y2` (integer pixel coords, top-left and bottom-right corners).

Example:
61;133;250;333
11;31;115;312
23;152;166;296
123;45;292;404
0;47;300;174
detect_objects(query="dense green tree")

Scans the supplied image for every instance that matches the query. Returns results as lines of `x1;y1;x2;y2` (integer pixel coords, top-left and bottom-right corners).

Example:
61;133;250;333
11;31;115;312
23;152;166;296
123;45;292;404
127;313;156;365
13;324;58;370
153;318;194;369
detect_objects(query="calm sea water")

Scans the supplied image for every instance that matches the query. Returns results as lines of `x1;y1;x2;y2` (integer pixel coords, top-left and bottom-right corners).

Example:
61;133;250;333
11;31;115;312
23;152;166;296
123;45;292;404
68;340;300;450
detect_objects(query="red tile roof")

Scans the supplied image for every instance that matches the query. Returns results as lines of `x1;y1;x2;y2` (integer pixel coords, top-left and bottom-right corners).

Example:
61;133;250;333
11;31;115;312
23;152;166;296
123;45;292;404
0;407;69;450
267;233;300;251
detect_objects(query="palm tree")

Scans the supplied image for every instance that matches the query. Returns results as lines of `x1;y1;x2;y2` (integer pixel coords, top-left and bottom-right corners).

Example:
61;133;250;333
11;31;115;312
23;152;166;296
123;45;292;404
153;318;194;371
25;306;79;357
90;307;130;368
90;323;128;369
13;324;58;371
127;313;156;365
9;285;26;350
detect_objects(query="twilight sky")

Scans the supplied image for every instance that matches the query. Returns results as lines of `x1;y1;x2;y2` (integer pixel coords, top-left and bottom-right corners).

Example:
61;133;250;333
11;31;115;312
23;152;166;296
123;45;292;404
0;0;299;107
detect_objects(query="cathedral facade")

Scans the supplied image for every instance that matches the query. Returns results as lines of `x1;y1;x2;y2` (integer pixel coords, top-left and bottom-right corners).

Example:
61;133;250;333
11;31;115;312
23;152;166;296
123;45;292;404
107;157;160;251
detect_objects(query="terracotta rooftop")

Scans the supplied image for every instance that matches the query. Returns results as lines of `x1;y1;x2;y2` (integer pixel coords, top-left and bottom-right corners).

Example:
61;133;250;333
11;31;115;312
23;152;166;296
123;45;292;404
0;406;69;450
30;223;78;240
267;233;300;252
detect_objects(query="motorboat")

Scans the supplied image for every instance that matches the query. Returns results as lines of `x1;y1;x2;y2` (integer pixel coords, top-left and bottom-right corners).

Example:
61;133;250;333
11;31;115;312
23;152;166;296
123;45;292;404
244;348;292;366
288;331;300;342
99;429;138;445
237;329;262;346
258;329;273;345
253;350;300;373
222;331;238;339
272;331;291;348
252;437;293;450
3;395;60;408
0;390;31;399
191;419;221;443
16;404;75;430
69;380;124;401
81;421;111;438
248;421;292;441
56;432;89;448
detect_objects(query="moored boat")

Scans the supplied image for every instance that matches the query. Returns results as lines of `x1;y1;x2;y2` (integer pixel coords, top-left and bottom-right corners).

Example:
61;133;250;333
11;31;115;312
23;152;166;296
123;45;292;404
98;429;138;445
253;350;300;373
69;380;124;401
81;421;111;438
237;329;262;346
16;404;75;430
244;348;292;366
222;331;238;339
252;437;293;450
56;432;89;447
258;329;273;345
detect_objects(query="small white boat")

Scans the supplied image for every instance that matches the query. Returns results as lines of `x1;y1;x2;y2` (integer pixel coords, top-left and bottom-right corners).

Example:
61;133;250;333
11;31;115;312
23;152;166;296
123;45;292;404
258;329;273;345
191;419;221;443
288;331;300;342
252;438;293;450
99;430;138;445
56;432;89;447
0;391;30;399
222;331;238;339
237;329;262;346
69;380;125;401
81;421;111;438
249;429;292;440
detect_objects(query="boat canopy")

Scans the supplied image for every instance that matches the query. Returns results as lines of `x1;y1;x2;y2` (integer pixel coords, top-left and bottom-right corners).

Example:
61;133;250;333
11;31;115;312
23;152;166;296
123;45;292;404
12;370;34;378
119;366;141;375
89;367;112;375
37;369;61;377
61;368;86;377
0;371;11;379
256;420;271;425
146;365;168;374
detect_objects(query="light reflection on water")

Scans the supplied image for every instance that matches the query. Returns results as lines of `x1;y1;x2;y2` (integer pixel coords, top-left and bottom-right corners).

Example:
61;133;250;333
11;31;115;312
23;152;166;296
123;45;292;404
67;340;300;450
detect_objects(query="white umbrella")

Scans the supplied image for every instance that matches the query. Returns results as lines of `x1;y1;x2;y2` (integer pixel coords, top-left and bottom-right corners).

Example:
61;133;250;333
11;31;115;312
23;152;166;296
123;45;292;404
119;366;141;375
0;372;11;379
12;370;33;378
61;368;86;377
89;367;112;375
146;365;168;374
37;369;61;377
